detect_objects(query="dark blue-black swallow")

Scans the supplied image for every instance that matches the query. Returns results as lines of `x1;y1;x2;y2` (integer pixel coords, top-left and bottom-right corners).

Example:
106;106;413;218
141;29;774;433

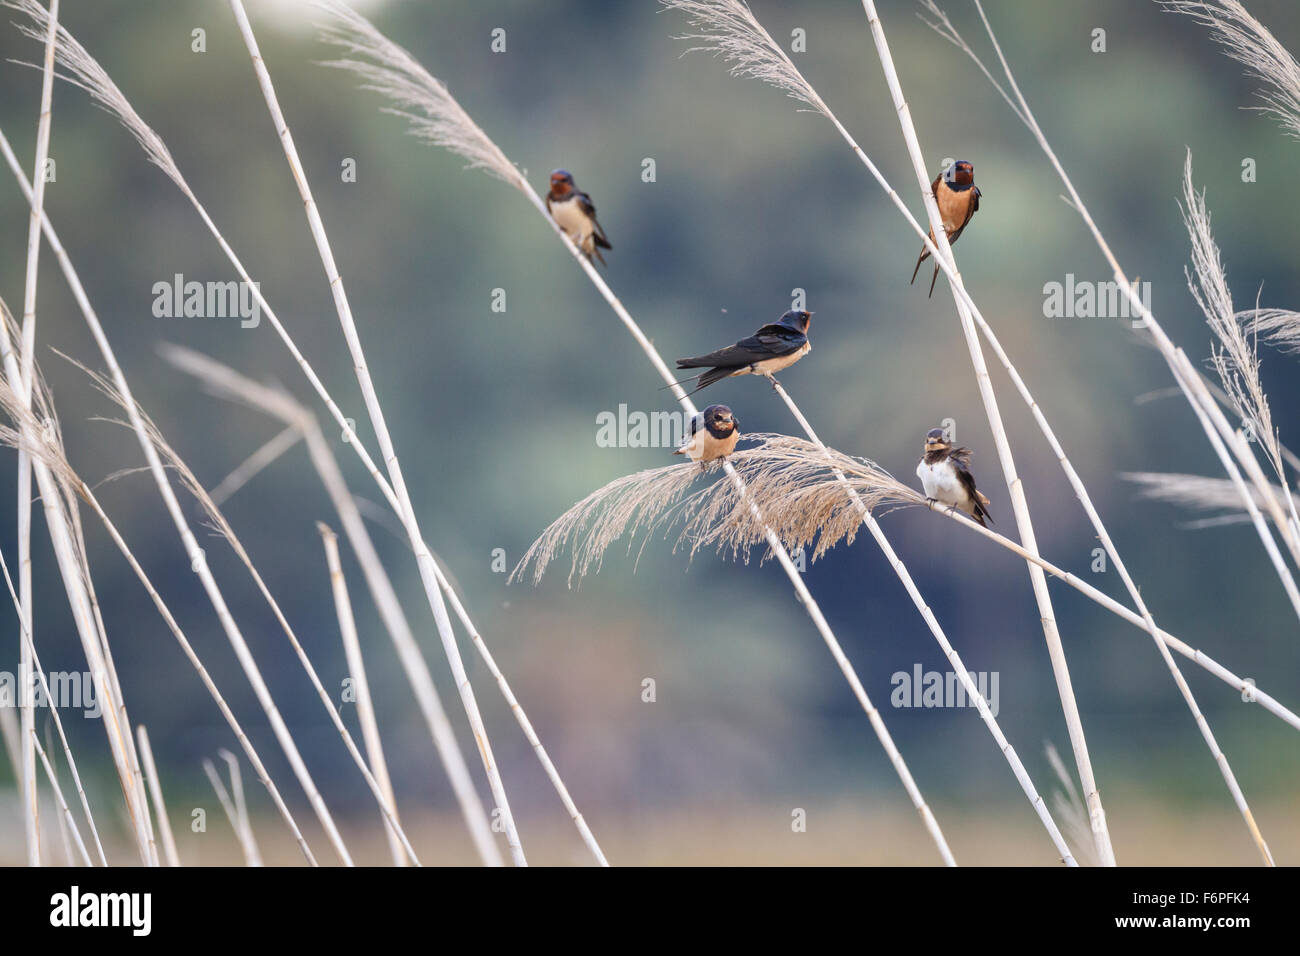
673;310;813;396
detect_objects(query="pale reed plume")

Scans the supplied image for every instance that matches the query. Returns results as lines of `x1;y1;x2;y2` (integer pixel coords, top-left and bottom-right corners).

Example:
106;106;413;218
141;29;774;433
1159;0;1300;139
1180;153;1287;493
1181;152;1300;569
1241;307;1300;354
517;435;1300;736
4;0;183;190
512;436;922;585
661;0;825;110
1125;471;1300;517
314;0;520;186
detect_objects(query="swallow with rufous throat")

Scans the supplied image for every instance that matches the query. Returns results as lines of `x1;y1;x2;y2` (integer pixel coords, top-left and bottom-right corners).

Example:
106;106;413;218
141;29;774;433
910;159;981;297
673;404;740;470
916;427;993;527
546;169;612;265
673;310;812;396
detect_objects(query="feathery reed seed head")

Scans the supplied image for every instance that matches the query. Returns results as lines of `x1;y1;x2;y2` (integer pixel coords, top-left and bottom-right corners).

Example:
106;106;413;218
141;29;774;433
313;0;521;188
660;0;826;113
511;434;921;586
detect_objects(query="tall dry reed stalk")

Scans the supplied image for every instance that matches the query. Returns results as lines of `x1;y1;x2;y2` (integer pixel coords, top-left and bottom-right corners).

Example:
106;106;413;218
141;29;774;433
227;0;525;865
313;0;958;864
2;0;360;865
203;753;262;866
656;7;1289;861
157;345;513;866
14;0;58;868
663;10;1288;864
661;0;1116;864
0;541;105;864
0;179;325;870
857;0;1116;866
10;0;535;865
767;379;1076;863
318;522;408;867
936;0;1300;613
0;336;323;867
136;726;180;867
0;294;151;863
79;360;423;865
29;723;89;866
912;0;1297;863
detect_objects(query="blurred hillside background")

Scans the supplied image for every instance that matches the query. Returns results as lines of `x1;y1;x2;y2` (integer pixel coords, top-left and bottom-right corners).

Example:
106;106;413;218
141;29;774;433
0;0;1297;865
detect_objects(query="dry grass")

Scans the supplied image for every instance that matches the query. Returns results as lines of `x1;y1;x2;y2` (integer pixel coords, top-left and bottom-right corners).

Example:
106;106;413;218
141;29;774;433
1241;307;1300;355
659;0;825;111
1124;470;1300;517
314;0;521;187
512;434;920;587
1180;153;1282;478
4;0;183;190
1160;0;1300;140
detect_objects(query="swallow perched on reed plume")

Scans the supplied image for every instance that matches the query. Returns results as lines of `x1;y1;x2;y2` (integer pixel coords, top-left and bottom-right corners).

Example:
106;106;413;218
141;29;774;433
674;404;740;469
546;169;611;265
910;160;981;297
674;310;812;396
916;427;993;527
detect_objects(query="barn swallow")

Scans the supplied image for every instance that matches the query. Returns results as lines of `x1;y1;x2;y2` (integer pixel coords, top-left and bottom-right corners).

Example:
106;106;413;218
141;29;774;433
546;169;612;265
674;404;740;470
910;160;981;297
674;310;812;396
916;427;993;526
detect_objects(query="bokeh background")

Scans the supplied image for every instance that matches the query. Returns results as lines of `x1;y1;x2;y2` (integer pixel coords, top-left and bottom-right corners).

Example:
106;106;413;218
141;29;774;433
0;0;1297;865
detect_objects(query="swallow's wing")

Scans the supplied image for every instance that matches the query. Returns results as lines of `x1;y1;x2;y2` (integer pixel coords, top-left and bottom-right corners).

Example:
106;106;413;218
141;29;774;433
674;411;703;454
578;191;612;249
677;330;803;369
951;452;992;523
910;174;945;279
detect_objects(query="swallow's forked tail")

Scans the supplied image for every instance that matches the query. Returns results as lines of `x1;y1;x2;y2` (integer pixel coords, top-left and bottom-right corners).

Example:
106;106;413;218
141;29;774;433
910;244;927;286
657;368;726;398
